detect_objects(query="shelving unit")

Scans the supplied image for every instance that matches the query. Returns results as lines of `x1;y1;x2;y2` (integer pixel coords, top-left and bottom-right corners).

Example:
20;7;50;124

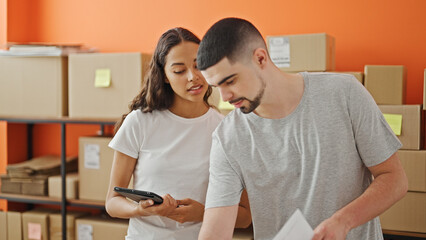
0;116;116;240
383;229;426;240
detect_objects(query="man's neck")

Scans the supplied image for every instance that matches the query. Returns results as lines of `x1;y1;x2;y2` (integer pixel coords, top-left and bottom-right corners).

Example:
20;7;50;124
253;71;304;119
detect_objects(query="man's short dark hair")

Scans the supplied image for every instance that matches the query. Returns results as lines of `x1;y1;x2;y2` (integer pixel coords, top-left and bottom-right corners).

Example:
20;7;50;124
197;18;266;71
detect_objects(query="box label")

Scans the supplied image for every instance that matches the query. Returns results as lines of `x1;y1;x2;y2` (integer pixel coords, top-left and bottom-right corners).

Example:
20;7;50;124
268;37;290;68
28;222;42;240
78;224;93;240
95;69;111;88
84;144;101;169
383;114;402;136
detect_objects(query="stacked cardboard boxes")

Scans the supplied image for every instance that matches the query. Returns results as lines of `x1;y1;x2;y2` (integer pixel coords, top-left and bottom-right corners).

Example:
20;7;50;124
380;150;426;232
0;155;77;196
378;69;426;233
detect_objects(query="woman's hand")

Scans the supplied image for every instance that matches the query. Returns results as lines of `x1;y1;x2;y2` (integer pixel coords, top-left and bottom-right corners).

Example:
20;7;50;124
166;198;205;223
136;194;178;217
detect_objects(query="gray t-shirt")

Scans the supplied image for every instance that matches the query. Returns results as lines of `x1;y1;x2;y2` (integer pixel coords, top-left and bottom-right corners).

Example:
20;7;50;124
205;72;402;240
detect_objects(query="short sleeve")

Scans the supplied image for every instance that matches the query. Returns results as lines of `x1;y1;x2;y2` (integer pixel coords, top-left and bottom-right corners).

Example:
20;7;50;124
205;133;244;209
348;79;402;167
108;110;143;159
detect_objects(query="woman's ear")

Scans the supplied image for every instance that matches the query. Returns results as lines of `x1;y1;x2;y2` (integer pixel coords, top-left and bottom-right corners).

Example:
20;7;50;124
165;78;170;84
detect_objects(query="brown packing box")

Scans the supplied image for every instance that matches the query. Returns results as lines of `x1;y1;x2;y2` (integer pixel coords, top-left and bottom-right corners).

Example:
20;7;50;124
7;211;23;240
48;173;79;199
398;150;426;192
0;211;6;240
424;69;426;110
329;72;364;84
22;209;56;240
7;155;77;178
68;52;151;118
378;105;423;150
266;33;335;72
49;211;88;240
1;174;22;194
21;175;49;196
364;65;406;105
380;192;426;233
79;136;113;201
0;56;68;117
75;216;128;240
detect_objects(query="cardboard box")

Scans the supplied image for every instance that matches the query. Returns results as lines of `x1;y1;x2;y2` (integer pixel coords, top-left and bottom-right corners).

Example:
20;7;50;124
0;211;6;240
22;209;55;240
1;174;22;194
7;211;23;240
78;136;113;201
48;173;79;199
21;175;49;196
0;56;68;117
364;65;406;105
267;33;335;72
69;52;151;118
329;72;364;84
378;105;423;150
398;150;426;192
7;155;77;178
380;192;426;233
49;211;88;240
75;216;128;240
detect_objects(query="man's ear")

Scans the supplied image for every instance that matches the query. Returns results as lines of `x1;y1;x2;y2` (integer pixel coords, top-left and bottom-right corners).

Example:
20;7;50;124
252;48;268;69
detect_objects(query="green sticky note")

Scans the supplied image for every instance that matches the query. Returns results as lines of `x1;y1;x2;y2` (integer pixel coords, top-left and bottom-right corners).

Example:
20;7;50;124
383;114;402;136
218;99;235;110
94;69;111;87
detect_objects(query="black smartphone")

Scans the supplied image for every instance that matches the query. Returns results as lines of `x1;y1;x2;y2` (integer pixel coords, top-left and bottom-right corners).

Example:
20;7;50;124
114;187;163;204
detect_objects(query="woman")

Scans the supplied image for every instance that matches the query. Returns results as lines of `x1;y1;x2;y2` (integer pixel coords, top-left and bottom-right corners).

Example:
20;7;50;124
105;27;251;239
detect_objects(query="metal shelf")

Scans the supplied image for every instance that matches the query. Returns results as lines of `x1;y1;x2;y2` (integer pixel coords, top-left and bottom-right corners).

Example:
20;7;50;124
383;229;426;240
0;193;62;205
1;117;115;240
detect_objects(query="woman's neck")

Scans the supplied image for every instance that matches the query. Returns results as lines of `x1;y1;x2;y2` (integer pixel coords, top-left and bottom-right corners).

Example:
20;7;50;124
168;101;209;118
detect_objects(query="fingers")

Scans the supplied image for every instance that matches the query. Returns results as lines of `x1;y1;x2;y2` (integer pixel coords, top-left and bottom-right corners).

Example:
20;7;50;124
162;194;178;208
176;198;192;206
139;199;154;209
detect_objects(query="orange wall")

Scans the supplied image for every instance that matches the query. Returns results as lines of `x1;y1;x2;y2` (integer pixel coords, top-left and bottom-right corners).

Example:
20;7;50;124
0;0;425;211
6;0;426;104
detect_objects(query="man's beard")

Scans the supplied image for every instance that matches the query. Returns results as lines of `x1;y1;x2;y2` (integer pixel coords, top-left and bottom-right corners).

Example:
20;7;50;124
231;78;266;114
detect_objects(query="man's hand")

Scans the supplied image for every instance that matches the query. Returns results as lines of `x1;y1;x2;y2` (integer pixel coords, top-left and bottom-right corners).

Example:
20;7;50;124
312;215;350;240
167;198;205;223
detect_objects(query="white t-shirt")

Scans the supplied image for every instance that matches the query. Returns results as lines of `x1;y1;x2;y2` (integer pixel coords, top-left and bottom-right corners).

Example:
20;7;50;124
109;108;223;240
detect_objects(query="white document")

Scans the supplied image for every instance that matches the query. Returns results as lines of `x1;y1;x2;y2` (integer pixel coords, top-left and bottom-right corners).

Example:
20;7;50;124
272;209;314;240
84;143;100;169
268;36;290;68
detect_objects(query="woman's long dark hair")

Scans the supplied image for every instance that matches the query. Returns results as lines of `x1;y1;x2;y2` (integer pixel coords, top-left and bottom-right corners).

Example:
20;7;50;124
115;28;213;133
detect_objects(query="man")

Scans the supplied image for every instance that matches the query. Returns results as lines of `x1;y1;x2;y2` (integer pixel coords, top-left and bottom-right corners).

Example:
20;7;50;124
196;18;408;240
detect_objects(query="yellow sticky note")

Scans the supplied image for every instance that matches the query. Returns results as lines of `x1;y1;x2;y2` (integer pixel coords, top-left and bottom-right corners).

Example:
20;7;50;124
218;99;235;110
94;69;111;87
28;222;42;240
383;114;402;136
